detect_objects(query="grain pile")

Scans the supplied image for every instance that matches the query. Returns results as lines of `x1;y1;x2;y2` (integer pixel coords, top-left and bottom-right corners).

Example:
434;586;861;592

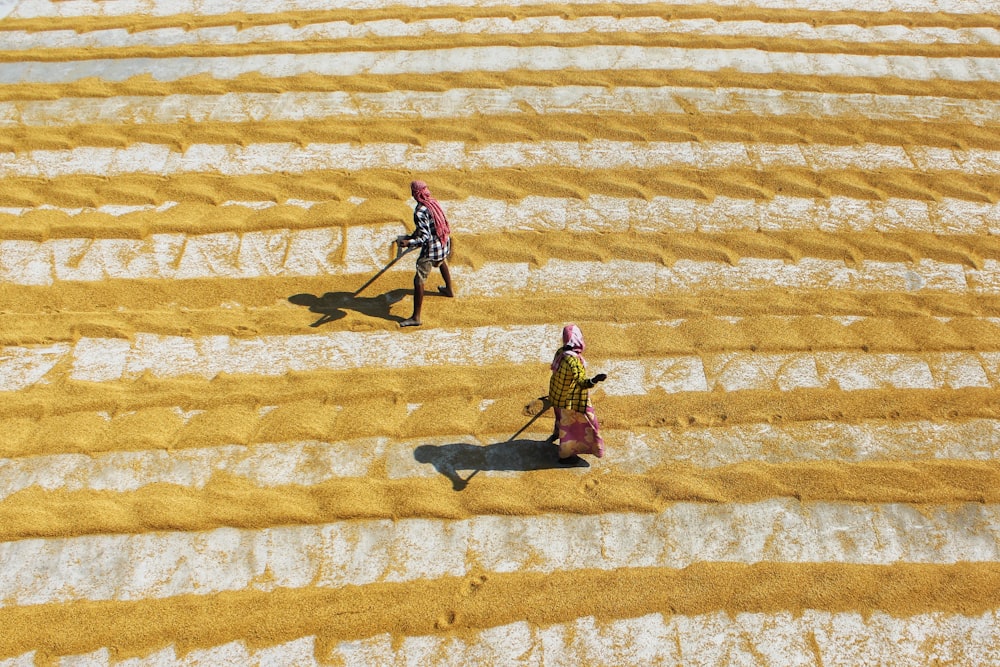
3;0;1000;663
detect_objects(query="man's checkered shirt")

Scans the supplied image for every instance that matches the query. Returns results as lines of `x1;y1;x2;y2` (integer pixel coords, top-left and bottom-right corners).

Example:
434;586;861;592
405;204;450;262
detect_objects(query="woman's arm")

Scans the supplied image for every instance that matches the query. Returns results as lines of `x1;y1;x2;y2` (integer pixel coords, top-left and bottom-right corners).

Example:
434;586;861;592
567;356;607;388
566;355;590;387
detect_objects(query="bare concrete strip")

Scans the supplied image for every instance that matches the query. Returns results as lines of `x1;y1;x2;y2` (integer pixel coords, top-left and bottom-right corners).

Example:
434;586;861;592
0;226;357;285
2;47;999;85
0;344;70;392
4;195;1000;236
6;16;997;52
3;140;999;178
327;610;1000;667
15;610;1000;666
453;257;974;297
2;322;997;390
8;0;999;21
447;194;1000;235
9;312;1000;396
6;87;1000;128
0;229;980;288
55;329;1000;387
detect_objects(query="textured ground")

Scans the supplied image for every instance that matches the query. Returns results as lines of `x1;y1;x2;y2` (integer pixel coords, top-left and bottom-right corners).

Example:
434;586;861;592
3;0;1000;664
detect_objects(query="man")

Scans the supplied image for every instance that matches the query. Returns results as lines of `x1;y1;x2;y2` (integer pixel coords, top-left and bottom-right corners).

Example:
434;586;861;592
395;180;454;327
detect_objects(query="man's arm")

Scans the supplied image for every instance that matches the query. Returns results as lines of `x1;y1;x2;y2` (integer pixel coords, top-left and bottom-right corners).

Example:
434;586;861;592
399;207;432;248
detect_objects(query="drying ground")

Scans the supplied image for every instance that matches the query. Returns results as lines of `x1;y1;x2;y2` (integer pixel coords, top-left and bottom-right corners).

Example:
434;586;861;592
3;0;1000;664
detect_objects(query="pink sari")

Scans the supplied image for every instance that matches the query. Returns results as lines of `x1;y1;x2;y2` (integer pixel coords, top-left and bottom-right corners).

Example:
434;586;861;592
555;406;604;459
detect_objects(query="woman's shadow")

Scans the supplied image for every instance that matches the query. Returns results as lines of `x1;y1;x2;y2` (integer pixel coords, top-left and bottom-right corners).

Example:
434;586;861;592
288;290;409;327
413;403;588;490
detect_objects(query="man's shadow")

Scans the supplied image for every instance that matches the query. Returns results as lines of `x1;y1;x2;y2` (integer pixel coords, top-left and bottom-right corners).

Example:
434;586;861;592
288;289;409;327
414;403;588;490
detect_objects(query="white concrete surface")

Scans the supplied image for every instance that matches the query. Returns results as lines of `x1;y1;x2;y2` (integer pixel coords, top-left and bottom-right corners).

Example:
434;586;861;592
6;17;997;51
5;87;1000;127
8;0;1000;20
0;230;981;288
2;140;994;178
24;611;1000;667
3;323;999;390
2;47;999;84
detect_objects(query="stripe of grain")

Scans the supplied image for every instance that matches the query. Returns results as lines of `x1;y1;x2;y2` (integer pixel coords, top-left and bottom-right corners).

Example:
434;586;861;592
10;17;1000;51
2;281;998;335
6;290;994;345
5;459;1000;540
4;382;1000;456
2;501;999;609
2;563;1000;661
3;417;1000;496
4;349;1000;456
8;6;1000;41
27;35;1000;68
4;140;997;178
2;47;999;85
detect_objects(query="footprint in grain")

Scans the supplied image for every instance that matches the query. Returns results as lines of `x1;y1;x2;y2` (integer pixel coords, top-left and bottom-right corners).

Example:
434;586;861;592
461;573;488;597
436;610;458;630
582;478;600;493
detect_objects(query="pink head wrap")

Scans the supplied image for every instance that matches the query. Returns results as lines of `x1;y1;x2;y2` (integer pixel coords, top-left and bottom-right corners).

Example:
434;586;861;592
411;180;450;245
551;324;586;372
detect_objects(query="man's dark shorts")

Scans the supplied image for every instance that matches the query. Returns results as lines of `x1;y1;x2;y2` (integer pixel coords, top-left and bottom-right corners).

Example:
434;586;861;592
415;249;451;283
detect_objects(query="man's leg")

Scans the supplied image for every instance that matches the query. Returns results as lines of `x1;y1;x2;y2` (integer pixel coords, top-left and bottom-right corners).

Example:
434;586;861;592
438;261;454;297
400;273;424;327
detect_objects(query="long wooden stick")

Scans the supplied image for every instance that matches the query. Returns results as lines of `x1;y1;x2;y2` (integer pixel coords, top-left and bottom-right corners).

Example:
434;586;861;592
353;244;415;296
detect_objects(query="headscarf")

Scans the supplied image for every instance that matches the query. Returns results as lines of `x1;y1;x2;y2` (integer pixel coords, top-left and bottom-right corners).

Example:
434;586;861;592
551;324;586;372
411;180;450;246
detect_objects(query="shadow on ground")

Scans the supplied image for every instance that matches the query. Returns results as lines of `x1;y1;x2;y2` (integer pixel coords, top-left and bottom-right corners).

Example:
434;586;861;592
415;438;588;491
414;402;587;491
288;290;409;326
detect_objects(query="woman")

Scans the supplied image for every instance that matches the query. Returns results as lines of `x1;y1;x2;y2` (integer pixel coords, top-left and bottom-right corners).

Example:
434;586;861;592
548;324;607;463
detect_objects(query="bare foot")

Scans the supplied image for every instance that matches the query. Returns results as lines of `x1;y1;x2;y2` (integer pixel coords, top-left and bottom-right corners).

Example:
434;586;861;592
438;286;454;297
399;318;422;327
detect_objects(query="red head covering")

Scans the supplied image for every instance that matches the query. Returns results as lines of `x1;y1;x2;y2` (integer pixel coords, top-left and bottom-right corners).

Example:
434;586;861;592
551;324;586;372
411;180;450;245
